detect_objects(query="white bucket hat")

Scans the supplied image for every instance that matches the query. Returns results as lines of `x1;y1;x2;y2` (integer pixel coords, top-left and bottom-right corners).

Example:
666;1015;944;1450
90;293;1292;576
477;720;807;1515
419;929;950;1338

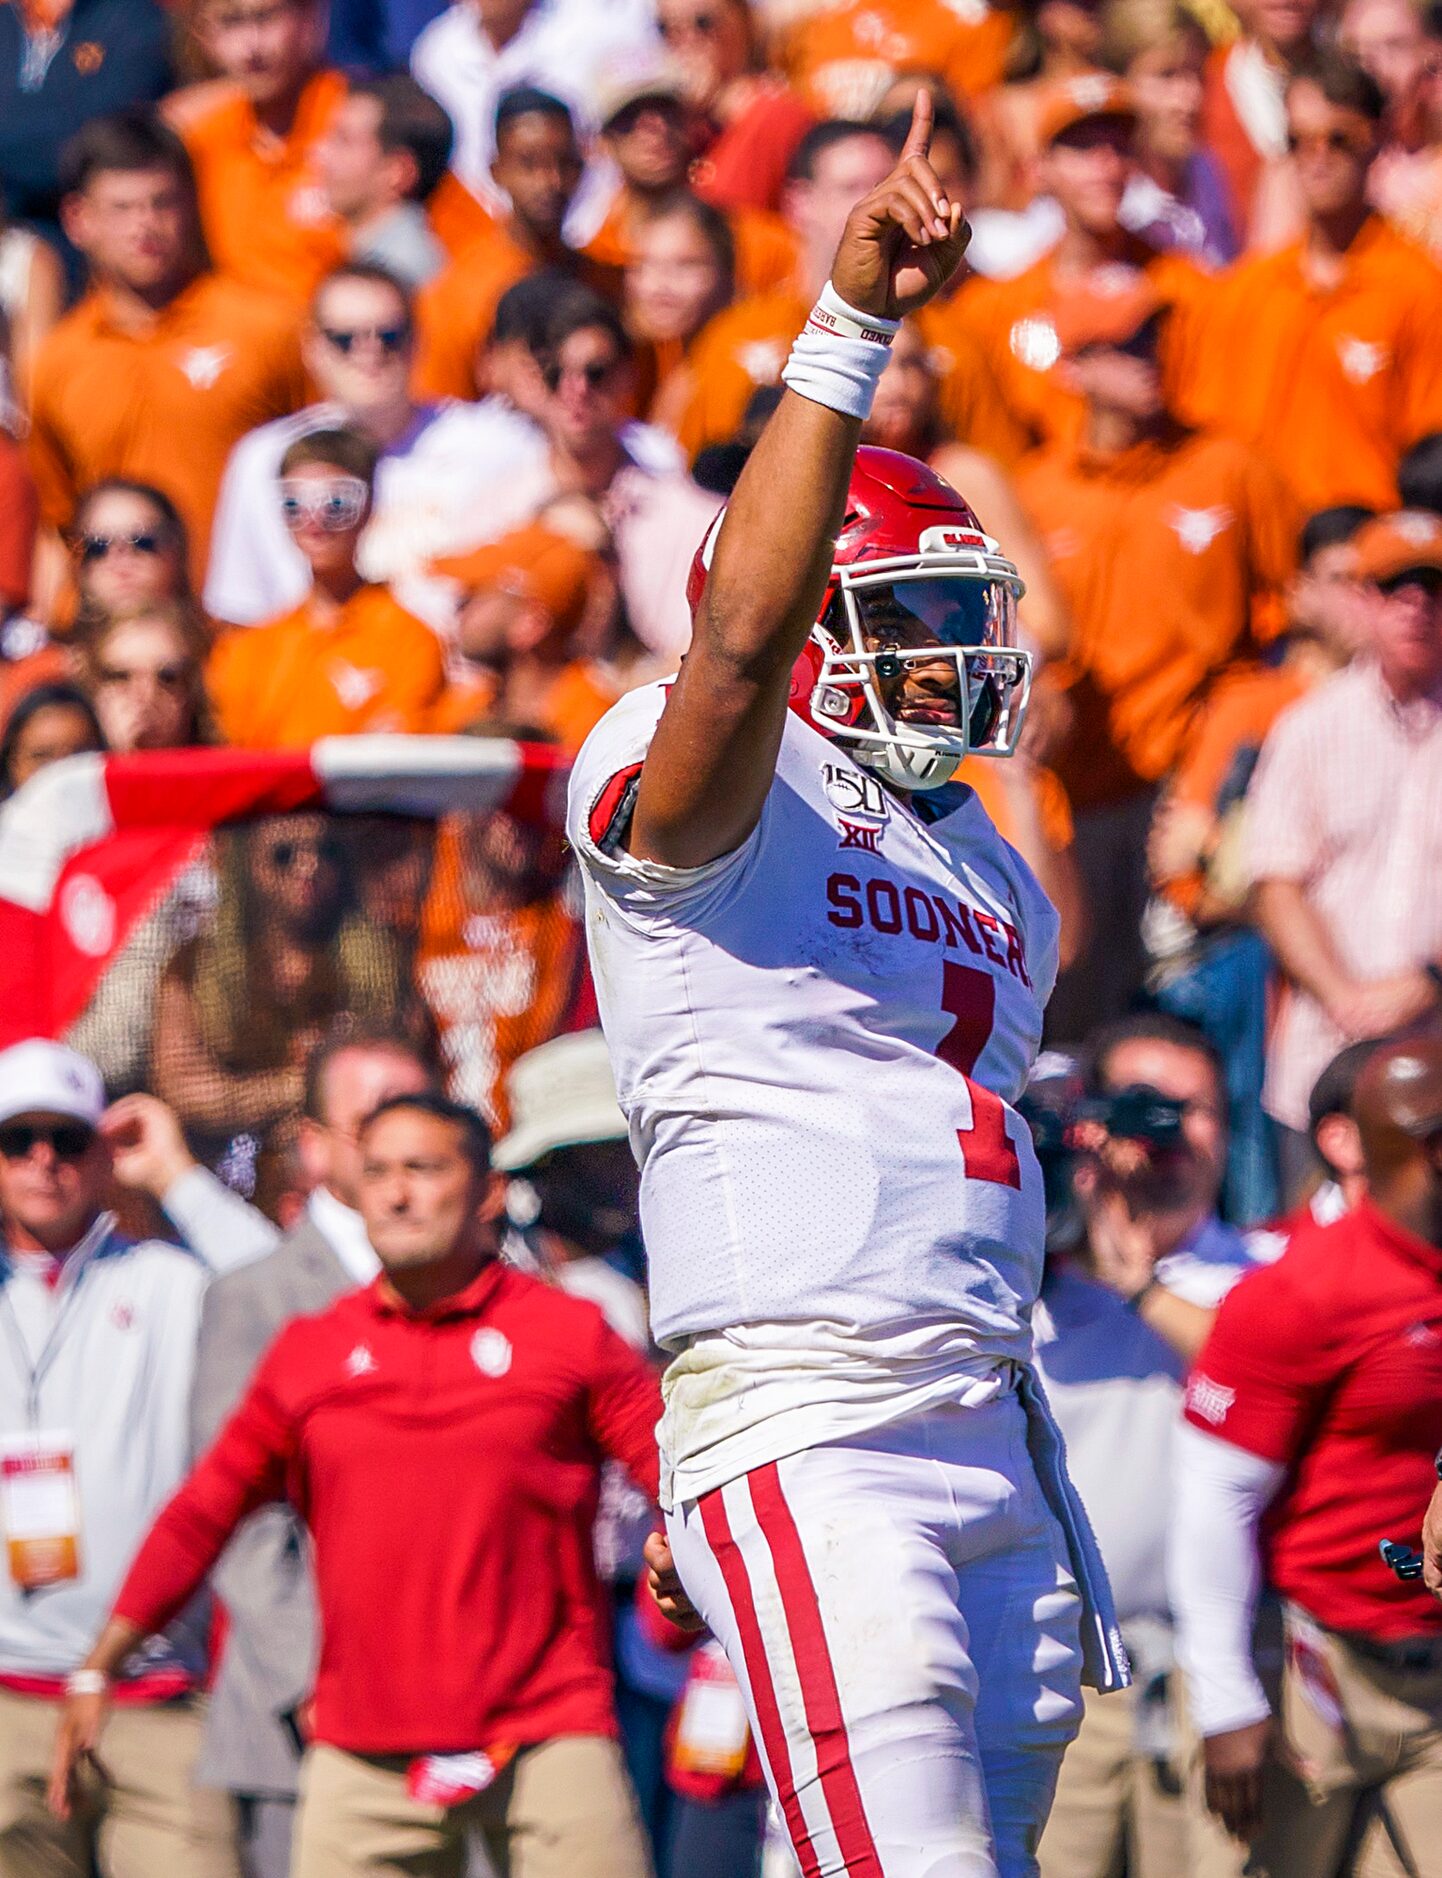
492;1031;627;1172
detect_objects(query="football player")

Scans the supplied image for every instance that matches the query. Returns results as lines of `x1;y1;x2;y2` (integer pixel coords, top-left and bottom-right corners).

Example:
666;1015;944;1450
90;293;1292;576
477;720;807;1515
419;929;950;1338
566;93;1125;1878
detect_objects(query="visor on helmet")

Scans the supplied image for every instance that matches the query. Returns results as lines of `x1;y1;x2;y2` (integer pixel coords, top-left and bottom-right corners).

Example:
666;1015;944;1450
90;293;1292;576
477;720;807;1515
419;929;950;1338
849;573;1018;651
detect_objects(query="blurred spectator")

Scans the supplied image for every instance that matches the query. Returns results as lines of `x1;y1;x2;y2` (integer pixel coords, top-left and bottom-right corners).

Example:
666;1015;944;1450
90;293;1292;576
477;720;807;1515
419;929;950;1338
1015;280;1296;1040
0;0;172;264
27;112;306;605
1250;508;1442;1197
314;74;454;288
1358;0;1442;260
433;523;620;748
207;426;449;745
587;62;799;301
1200;0;1321;238
183;1028;435;1878
0;418;38;621
56;1092;661;1878
973;0;1107;215
410;0;655;207
1145;505;1372;1224
776;0;1013;122
204;263;544;628
1035;1014;1254;1878
661;0;815;214
962;75;1205;454
1111;0;1240;266
1192;53;1442;514
0;1038;252;1878
75;602;213;754
1245;1037;1376;1268
1172;1034;1442;1874
0;206;64;402
413;87;622;401
460;290;719;666
0;681;102;803
148;812;423;1208
1401;430;1442;512
169;0;347;308
68;479;192;634
627;195;738;428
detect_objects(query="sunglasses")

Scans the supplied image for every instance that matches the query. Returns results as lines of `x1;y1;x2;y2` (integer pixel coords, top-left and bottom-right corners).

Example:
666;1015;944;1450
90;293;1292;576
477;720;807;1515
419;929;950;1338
79;531;165;563
263;837;346;872
321;325;409;355
278;477;368;531
0;1121;96;1162
543;356;621;392
97;662;189;690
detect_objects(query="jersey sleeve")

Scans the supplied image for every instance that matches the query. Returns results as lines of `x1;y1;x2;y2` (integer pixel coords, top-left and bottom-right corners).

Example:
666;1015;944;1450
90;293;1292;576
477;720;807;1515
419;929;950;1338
566;685;762;911
1182;1253;1334;1464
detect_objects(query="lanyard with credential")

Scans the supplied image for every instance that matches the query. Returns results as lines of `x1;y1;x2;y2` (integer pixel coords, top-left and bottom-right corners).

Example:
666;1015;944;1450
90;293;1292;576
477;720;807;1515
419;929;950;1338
0;1219;112;1428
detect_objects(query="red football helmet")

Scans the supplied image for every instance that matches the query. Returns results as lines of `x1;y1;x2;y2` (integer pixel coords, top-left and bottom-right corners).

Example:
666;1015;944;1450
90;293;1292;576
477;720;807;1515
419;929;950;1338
687;446;1030;791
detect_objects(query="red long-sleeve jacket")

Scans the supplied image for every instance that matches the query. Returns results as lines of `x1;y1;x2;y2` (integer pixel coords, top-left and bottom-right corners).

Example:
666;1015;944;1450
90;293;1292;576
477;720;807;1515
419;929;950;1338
113;1259;662;1756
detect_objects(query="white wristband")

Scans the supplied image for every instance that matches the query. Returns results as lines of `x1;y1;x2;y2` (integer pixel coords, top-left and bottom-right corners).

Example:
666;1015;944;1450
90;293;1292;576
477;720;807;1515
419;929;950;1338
782;286;899;421
66;1669;108;1697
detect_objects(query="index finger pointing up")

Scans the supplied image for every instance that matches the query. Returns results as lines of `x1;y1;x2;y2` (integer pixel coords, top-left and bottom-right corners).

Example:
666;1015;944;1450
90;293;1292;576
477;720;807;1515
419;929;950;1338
900;84;933;163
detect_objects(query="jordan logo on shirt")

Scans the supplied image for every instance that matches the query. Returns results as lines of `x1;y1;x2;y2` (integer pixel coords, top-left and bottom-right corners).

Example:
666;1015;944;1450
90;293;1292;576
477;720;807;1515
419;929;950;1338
1166;505;1232;554
178;345;231;389
330;661;383;710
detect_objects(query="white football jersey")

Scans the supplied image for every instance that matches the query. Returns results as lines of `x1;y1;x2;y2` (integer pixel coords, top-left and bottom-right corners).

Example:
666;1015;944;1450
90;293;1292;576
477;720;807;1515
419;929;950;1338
568;681;1060;1365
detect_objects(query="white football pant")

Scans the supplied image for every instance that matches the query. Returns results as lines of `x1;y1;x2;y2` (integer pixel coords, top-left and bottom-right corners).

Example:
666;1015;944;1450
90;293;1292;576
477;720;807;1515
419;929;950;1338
666;1393;1085;1878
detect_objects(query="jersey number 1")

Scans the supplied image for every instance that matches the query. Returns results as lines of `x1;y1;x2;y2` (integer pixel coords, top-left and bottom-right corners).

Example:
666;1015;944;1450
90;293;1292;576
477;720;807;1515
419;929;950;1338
935;962;1021;1189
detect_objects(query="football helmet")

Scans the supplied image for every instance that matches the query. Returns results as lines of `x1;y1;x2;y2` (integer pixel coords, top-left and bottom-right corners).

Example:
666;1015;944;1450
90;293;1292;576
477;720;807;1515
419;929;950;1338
687;446;1030;791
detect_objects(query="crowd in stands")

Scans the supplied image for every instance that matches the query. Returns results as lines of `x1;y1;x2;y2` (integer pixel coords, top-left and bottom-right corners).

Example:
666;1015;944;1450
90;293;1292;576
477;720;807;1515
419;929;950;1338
1;0;1442;1875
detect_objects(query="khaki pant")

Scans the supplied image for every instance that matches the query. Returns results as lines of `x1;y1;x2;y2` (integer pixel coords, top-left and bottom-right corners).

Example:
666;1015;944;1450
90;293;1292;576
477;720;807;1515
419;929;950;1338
1184;1615;1442;1878
0;1685;240;1878
1038;1683;1188;1878
292;1735;651;1878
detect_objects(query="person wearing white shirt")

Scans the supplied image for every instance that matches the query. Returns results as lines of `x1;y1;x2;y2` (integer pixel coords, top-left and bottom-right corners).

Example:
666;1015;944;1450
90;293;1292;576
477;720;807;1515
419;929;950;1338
1035;1015;1258;1878
0;1039;262;1878
203;261;546;631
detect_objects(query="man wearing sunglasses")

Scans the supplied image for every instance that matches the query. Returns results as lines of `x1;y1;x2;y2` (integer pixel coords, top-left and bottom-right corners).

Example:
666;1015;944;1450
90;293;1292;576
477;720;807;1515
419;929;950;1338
1190;50;1442;513
1013;276;1296;1038
205;260;545;631
0;1039;257;1876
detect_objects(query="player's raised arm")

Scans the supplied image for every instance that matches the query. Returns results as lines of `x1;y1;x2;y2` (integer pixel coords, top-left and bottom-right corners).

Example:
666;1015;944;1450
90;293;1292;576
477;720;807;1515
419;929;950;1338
627;91;970;869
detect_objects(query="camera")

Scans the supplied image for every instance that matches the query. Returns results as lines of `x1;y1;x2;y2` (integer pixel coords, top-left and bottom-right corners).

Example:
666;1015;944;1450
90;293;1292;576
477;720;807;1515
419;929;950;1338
1073;1085;1188;1152
1018;1066;1190;1254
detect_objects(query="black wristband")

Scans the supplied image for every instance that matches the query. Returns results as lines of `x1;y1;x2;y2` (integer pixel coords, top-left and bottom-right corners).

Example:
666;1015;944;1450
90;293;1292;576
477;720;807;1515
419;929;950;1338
1125;1277;1159;1314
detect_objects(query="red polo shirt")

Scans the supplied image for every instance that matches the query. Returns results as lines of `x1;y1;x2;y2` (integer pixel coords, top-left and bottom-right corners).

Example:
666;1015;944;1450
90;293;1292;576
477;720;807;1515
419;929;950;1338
114;1261;661;1755
1184;1200;1442;1639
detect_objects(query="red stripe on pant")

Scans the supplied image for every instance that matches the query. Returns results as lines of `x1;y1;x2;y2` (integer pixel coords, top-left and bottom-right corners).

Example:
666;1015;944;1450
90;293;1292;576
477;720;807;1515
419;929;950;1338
700;1484;823;1878
750;1463;884;1877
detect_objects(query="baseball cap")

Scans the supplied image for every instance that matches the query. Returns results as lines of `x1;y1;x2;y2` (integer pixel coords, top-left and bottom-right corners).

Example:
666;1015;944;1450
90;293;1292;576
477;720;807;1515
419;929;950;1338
0;1040;105;1131
1051;271;1165;353
1348;510;1442;585
1038;72;1137;148
595;53;689;129
492;1031;627;1170
431;525;596;635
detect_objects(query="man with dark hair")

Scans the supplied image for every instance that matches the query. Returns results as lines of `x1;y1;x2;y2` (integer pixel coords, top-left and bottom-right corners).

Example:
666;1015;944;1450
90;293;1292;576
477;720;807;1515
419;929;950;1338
317;76;455;287
1173;1031;1442;1875
26;109;306;603
1190;50;1442;510
1399;432;1442;513
53;1094;661;1878
413;87;622;400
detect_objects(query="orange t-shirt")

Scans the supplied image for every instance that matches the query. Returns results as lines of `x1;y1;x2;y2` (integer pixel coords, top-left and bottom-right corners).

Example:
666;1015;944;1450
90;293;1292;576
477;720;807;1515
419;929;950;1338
586;193;802;300
958;756;1075;856
207;585;449;746
779;0;1015;117
958;242;1209;452
430;660;619;754
412;225;624;402
1187;215;1442;512
27;275;307;583
691;81;816;215
426;172;501;262
176;69;349;308
1015;427;1298;809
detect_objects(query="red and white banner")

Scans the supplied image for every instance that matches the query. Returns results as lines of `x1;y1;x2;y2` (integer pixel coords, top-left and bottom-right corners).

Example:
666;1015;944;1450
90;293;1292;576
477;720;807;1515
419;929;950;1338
0;737;570;1049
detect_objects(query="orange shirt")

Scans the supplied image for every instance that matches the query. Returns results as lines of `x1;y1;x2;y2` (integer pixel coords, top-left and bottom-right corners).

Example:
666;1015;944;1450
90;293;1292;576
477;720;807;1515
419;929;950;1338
0;435;37;611
959;756;1075;856
1015;427;1298;809
430;660;619;754
426;172;501;262
412;225;624;402
207;584;448;746
1188;215;1442;512
959;244;1210;452
27;274;306;583
177;70;348;308
586;193;802;300
914;300;1034;467
779;0;1014;117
